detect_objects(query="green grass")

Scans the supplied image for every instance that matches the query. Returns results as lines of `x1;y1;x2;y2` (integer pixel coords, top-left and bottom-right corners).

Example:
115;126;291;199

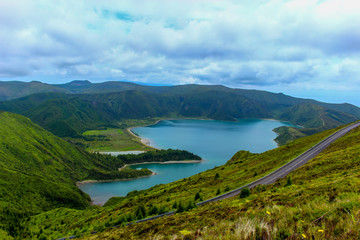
2;86;359;145
68;119;158;152
83;129;124;135
0;112;153;237
81;128;144;152
274;126;307;145
82;125;360;240
2;109;360;239
19;124;347;239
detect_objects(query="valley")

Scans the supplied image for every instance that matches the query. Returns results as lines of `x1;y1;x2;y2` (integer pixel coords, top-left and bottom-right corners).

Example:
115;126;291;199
2;2;359;239
79;118;291;205
0;81;360;239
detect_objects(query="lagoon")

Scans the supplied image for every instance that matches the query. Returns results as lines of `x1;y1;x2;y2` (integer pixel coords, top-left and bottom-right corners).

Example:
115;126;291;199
79;119;293;205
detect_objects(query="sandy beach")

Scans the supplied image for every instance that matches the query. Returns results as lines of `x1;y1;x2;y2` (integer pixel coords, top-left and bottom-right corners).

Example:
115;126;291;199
126;126;159;150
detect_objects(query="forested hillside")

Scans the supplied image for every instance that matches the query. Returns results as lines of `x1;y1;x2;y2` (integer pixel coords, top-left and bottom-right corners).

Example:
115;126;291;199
1;81;359;144
16;121;360;239
0;112;152;238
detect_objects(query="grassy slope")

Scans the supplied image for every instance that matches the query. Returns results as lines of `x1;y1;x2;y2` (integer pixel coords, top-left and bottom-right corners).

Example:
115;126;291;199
1;87;359;146
0;81;69;101
70;119;156;152
84;124;360;240
20;123;349;239
0;112;152;238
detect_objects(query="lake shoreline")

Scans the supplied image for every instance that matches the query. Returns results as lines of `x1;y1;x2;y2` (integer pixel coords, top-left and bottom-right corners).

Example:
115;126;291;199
119;159;204;170
127;126;159;150
127;117;211;149
77;159;203;186
80;118;291;205
128;117;296;150
76;171;157;186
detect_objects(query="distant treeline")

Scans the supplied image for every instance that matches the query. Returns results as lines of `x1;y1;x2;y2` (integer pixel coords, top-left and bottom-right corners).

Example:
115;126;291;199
86;167;152;181
116;149;202;164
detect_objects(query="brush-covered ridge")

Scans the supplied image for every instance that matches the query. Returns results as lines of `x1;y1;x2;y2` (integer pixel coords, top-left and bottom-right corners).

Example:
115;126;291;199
19;122;359;239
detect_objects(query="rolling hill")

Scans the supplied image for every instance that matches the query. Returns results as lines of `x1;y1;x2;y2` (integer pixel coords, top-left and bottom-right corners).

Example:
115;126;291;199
1;81;359;144
16;120;360;239
1;100;359;238
0;81;69;101
0;112;152;238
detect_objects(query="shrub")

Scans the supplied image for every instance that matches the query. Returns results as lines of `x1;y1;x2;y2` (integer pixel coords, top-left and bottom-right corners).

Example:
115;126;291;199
194;192;201;201
216;189;221;195
148;205;159;215
284;176;292;187
239;187;250;198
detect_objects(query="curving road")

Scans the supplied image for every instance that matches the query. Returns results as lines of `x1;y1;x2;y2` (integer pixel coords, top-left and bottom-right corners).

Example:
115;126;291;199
57;122;360;238
198;121;360;204
57;122;360;240
132;121;360;223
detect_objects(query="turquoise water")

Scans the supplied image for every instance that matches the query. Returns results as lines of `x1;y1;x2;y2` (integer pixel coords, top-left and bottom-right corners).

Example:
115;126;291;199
79;119;292;205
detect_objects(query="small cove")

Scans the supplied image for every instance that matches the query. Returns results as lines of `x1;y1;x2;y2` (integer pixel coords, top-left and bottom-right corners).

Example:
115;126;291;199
79;119;293;205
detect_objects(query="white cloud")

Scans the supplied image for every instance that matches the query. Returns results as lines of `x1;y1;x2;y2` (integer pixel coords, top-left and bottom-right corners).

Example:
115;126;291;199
0;0;360;102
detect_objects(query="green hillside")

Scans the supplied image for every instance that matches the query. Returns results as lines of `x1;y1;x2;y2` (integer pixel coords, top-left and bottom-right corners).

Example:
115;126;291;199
0;110;359;239
0;81;69;101
0;112;153;238
15;122;358;239
2;80;359;119
91;122;360;239
1;82;359;145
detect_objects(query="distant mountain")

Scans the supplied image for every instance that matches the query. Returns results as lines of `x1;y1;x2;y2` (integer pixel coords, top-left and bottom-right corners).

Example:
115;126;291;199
0;81;69;101
1;81;360;142
278;103;358;129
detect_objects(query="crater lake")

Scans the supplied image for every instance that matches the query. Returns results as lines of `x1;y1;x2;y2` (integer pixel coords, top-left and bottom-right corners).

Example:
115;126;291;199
79;119;293;205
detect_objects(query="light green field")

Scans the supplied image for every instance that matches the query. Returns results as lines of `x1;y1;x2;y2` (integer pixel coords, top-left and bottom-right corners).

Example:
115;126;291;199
83;129;124;136
68;119;158;152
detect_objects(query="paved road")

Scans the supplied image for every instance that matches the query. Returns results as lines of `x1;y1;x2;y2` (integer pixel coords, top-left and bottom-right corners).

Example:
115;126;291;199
132;121;360;224
57;122;360;238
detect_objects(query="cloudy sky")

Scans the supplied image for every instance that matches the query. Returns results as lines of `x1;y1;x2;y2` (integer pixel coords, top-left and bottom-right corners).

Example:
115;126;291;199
1;0;360;105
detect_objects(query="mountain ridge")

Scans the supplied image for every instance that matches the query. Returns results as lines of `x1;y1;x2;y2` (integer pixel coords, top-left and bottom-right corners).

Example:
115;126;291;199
1;80;360;144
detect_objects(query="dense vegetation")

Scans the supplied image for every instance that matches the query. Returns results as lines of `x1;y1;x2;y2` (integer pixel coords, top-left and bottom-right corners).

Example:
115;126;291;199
40;123;359;240
13;122;358;239
1;81;360;239
1;81;359;144
0;81;69;101
0;112;153;238
117;149;201;164
0;112;204;238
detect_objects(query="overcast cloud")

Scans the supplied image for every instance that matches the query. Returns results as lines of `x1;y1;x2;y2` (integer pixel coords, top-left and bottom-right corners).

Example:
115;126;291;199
1;0;360;104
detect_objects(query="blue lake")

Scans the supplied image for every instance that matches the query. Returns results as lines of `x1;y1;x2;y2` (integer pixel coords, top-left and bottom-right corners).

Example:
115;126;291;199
79;119;293;205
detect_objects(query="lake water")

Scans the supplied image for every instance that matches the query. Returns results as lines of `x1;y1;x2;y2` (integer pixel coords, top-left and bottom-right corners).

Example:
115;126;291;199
79;119;292;205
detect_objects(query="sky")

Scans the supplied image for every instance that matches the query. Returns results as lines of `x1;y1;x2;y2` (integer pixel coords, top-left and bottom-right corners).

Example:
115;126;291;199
1;0;360;106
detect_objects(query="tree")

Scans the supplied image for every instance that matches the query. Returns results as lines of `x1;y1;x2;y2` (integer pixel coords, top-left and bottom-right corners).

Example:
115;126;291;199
284;176;292;187
194;192;201;201
186;199;197;211
216;188;221;195
135;204;147;220
176;201;185;213
148;205;158;215
239;187;250;198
